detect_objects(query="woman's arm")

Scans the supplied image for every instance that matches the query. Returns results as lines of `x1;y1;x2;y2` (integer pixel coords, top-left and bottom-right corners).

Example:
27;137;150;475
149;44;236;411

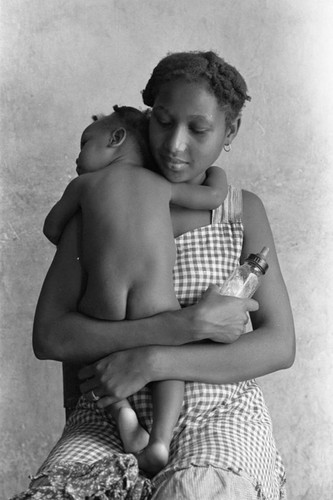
152;190;295;382
81;190;295;406
33;212;257;364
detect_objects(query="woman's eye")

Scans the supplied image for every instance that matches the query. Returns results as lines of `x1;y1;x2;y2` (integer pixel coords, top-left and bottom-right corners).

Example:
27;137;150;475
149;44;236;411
190;122;210;135
157;117;171;127
191;128;208;135
152;110;172;127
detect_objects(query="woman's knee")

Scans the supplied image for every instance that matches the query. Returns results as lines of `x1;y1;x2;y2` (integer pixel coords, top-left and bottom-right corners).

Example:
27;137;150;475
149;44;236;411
152;466;257;500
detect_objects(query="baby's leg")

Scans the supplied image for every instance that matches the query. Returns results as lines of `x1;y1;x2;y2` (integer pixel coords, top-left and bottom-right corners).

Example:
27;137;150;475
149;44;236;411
107;399;149;454
137;380;184;475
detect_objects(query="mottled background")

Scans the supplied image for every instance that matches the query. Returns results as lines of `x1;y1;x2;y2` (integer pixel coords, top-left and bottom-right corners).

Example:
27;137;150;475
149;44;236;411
1;1;332;498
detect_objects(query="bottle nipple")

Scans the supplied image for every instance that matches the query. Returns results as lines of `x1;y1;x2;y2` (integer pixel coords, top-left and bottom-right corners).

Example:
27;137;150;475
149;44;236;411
258;247;269;259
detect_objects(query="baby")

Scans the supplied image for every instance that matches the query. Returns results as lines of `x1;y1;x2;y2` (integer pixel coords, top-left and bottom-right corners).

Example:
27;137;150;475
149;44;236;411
44;105;228;474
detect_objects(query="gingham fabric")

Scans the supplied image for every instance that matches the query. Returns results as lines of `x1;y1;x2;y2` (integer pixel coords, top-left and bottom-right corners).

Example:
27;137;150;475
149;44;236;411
36;186;286;500
152;466;273;500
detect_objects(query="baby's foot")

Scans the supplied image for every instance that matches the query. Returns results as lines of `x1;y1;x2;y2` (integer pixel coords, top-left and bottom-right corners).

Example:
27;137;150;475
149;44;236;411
118;407;150;453
136;439;169;476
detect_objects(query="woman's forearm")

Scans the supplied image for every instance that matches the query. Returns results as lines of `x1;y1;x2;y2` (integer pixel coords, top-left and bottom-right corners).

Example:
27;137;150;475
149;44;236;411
150;323;295;385
81;315;295;409
33;306;191;364
33;286;255;364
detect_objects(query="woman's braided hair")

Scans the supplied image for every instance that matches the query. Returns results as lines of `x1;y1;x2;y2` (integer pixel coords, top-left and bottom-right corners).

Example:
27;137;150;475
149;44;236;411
142;51;251;126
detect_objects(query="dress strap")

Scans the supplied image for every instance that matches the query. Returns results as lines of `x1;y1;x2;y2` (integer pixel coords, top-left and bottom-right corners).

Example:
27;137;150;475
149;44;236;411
211;185;243;224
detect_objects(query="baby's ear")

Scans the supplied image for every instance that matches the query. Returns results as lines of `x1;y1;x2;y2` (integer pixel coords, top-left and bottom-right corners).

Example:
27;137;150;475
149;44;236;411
91;113;105;122
108;127;126;147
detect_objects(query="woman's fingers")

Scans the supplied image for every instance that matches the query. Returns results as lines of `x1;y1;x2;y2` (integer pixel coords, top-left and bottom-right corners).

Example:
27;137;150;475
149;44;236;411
194;287;261;344
76;349;152;404
78;364;105;399
78;364;96;381
202;284;259;310
79;376;98;395
246;298;259;312
85;388;102;403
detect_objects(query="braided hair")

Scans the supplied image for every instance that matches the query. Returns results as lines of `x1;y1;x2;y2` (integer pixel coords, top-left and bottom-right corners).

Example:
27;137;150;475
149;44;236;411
142;51;251;126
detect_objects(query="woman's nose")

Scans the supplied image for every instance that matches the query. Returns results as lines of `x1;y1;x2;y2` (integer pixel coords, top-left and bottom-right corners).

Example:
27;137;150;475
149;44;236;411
166;126;187;154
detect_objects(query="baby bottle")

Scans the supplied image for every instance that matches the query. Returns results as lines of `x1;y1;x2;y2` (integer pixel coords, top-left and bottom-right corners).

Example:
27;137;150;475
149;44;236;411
220;247;269;298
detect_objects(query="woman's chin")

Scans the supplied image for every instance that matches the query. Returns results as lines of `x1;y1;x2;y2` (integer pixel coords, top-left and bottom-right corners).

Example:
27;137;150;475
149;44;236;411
158;165;188;183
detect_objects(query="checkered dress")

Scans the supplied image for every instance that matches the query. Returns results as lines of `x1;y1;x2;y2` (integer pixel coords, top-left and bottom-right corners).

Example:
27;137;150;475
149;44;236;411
37;186;286;500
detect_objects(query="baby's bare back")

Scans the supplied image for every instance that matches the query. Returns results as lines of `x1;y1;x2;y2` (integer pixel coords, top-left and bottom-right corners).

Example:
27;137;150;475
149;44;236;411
79;165;179;320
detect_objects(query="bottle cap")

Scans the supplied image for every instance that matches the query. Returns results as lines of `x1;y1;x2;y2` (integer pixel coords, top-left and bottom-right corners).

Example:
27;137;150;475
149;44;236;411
245;247;269;274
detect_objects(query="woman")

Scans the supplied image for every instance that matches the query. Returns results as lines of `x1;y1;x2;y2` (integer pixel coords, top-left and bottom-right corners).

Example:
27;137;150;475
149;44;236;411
16;51;295;500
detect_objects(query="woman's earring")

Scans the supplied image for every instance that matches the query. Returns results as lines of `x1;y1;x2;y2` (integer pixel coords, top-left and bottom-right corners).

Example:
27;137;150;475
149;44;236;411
224;144;231;153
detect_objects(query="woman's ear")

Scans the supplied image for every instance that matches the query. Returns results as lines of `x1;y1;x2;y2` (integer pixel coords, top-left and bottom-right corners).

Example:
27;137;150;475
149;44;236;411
108;127;126;147
226;116;241;145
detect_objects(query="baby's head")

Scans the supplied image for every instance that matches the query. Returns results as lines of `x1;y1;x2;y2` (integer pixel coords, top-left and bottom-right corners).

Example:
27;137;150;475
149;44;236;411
76;105;151;175
142;51;251;128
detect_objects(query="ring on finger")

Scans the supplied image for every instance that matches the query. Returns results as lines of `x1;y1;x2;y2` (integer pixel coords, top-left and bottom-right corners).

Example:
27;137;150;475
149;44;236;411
91;389;100;402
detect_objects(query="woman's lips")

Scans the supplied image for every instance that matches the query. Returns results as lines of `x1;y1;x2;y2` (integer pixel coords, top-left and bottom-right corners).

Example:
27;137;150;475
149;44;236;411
162;155;189;170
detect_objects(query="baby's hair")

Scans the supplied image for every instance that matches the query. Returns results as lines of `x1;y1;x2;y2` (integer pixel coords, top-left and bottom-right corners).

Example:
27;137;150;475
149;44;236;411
94;105;152;166
142;51;251;126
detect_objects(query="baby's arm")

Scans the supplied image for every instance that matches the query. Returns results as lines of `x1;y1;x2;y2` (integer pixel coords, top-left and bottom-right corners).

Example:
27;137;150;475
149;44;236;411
170;166;228;210
43;178;83;245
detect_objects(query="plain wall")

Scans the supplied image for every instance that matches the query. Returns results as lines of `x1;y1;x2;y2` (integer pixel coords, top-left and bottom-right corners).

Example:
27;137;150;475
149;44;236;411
1;1;332;498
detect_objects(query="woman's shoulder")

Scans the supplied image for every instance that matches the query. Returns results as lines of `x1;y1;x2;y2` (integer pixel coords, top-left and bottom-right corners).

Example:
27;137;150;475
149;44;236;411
242;188;264;204
241;189;273;255
218;185;266;223
219;187;268;225
241;189;268;220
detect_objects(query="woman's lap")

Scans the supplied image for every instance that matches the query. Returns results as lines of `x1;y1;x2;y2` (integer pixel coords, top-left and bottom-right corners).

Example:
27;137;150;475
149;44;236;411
32;420;261;499
24;464;288;500
26;395;286;500
152;466;259;500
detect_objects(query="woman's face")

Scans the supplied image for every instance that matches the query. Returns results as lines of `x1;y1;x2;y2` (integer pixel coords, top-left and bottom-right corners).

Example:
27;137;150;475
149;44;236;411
149;79;230;185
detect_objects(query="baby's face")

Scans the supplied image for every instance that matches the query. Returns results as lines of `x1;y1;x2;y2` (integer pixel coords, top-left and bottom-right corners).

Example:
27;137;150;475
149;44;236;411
75;120;114;175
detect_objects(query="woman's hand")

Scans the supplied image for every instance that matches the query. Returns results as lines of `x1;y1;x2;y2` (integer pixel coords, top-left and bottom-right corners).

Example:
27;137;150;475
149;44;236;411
188;284;259;343
78;347;153;408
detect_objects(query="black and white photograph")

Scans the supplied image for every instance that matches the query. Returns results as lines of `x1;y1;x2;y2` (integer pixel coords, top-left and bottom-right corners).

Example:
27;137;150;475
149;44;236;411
1;1;332;499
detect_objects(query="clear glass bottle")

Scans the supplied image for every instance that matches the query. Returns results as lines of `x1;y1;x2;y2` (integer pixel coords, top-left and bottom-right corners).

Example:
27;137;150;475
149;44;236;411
220;247;269;298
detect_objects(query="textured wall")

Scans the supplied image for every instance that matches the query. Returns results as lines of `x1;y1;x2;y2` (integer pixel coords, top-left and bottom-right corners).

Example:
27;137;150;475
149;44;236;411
1;1;332;498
